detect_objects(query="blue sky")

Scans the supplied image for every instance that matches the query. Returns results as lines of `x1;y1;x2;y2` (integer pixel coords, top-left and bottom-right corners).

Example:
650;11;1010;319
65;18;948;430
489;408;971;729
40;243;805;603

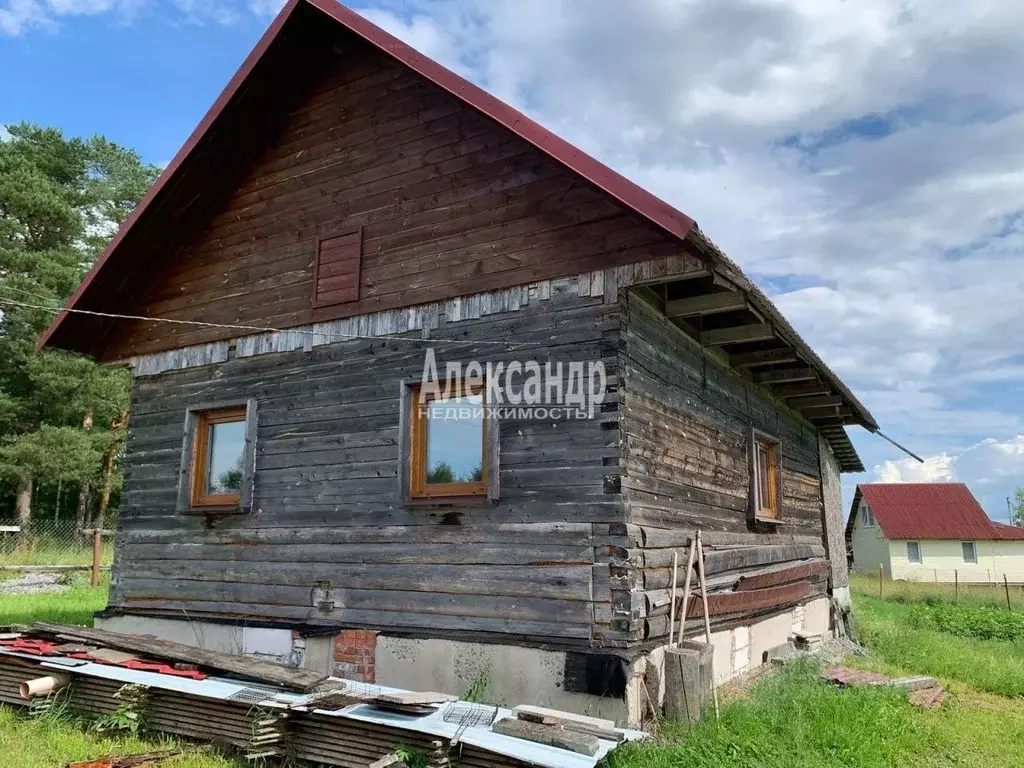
3;0;1023;524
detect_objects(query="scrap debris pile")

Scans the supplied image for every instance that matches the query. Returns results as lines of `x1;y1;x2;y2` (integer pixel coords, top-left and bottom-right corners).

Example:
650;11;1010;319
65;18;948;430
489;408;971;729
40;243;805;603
0;622;644;767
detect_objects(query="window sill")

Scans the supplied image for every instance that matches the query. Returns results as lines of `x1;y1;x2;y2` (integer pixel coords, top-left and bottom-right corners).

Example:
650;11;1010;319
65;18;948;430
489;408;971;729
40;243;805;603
753;515;784;526
180;506;249;517
405;496;494;508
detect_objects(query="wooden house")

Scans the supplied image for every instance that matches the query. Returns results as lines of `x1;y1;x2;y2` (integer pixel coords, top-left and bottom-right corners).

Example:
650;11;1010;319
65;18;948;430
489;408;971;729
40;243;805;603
40;0;876;723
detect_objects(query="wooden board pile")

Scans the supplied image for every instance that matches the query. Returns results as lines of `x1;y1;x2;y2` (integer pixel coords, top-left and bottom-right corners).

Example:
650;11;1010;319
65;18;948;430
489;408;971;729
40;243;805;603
823;667;948;709
491;705;626;757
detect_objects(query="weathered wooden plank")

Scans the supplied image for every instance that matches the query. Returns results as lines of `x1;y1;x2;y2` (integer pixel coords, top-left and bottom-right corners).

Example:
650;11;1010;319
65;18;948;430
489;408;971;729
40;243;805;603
31;622;326;691
491;717;598;756
683;582;811;618
735;560;829;591
664;292;746;318
701;324;774;346
702;545;826;575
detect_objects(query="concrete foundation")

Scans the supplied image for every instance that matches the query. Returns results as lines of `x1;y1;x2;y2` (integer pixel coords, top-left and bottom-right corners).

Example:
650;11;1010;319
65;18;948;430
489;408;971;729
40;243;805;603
96;596;831;728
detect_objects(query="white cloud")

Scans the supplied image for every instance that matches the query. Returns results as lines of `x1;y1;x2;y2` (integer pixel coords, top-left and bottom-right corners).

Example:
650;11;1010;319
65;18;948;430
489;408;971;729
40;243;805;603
0;0;143;34
875;435;1024;522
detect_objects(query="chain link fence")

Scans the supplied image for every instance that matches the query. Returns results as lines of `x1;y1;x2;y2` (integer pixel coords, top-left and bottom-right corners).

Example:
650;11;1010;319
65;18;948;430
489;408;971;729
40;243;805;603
0;519;114;568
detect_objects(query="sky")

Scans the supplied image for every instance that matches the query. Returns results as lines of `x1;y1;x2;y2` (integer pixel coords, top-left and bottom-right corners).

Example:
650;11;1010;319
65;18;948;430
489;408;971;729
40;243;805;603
2;0;1023;523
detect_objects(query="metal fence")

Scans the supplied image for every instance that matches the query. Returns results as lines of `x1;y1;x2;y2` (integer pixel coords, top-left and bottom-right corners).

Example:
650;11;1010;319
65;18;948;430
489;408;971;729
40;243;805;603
0;519;114;568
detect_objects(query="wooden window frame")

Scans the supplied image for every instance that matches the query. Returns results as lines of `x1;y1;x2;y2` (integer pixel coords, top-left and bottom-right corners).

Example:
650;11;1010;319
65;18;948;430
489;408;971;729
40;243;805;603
962;541;977;564
907;541;922;564
191;407;247;508
750;429;783;525
408;379;489;499
176;399;258;515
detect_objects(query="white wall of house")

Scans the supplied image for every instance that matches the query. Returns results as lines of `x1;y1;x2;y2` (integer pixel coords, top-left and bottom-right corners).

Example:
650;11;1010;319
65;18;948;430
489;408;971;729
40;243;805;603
888;538;1024;583
850;500;891;577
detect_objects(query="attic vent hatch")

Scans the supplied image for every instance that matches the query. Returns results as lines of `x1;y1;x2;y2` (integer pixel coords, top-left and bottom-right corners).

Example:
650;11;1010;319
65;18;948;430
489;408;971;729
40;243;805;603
313;228;362;307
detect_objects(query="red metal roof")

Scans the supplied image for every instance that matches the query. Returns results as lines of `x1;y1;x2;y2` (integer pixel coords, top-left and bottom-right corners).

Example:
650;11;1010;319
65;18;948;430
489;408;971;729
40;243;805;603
37;0;694;352
851;483;1024;541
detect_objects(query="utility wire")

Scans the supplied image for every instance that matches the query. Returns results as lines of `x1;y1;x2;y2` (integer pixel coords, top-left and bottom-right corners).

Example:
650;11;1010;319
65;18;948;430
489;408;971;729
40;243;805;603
0;298;529;349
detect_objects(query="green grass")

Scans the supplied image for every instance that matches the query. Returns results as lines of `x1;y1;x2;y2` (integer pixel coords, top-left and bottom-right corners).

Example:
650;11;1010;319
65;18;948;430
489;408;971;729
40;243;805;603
606;661;936;768
0;541;114;567
0;707;243;768
606;576;1024;768
0;581;109;627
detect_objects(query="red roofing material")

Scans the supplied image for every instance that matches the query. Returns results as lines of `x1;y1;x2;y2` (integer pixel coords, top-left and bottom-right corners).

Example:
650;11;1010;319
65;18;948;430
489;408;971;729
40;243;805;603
37;0;694;352
853;483;1024;541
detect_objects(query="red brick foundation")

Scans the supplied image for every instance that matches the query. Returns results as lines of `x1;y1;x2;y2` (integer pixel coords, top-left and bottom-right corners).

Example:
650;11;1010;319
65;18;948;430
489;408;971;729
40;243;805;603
333;629;378;682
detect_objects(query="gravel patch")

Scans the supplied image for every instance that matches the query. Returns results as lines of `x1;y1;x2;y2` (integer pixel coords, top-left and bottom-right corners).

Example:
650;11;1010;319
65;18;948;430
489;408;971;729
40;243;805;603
0;571;67;595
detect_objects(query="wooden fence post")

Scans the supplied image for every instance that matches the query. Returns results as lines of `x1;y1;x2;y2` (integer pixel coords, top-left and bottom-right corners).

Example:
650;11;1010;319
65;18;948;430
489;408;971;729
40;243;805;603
878;564;883;598
91;529;102;588
1005;574;1012;612
954;570;958;602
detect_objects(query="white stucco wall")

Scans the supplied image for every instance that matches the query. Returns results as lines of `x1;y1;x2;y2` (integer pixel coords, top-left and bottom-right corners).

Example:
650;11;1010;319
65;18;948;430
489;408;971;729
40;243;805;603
850;500;891;577
889;538;1024;582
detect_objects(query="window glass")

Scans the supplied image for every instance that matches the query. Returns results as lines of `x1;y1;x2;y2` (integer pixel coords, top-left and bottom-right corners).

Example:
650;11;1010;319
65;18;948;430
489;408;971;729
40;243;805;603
205;420;246;494
907;541;922;564
425;393;484;484
962;541;977;564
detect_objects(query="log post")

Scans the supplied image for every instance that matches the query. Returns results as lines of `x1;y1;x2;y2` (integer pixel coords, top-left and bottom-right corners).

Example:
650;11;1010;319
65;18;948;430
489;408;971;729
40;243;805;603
662;641;714;724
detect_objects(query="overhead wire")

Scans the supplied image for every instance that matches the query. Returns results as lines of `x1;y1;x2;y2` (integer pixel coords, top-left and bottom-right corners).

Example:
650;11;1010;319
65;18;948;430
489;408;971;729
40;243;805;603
0;298;531;349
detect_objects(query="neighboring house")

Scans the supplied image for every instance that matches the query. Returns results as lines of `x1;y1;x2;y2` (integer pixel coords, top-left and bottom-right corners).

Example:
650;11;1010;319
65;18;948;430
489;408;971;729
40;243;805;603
39;0;878;723
848;483;1024;583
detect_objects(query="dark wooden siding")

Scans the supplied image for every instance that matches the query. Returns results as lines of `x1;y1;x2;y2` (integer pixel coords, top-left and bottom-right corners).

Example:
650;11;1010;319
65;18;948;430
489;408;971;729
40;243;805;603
616;291;828;641
101;38;682;361
113;292;631;648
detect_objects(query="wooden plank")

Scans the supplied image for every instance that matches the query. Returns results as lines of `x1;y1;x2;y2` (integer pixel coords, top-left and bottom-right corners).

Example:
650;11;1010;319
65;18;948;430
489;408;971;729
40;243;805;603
701;323;774;346
728;348;798;368
786;394;844;409
754;367;817;385
491;717;599;756
685;581;811;618
771;382;832;398
664;292;746;318
735;560;829;591
702;544;825;575
511;705;615;730
30;622;327;691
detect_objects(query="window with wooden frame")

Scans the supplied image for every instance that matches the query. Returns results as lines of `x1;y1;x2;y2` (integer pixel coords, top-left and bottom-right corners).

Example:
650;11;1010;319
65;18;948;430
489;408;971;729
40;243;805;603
312;227;362;308
407;379;492;500
177;400;258;513
750;430;782;523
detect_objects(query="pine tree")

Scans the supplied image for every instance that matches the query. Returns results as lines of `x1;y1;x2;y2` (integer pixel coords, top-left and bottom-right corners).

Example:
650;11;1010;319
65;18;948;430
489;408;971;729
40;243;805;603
0;123;158;543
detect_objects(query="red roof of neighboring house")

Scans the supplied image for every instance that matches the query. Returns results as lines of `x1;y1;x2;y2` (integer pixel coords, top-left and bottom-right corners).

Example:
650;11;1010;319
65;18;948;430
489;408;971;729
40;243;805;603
848;483;1024;541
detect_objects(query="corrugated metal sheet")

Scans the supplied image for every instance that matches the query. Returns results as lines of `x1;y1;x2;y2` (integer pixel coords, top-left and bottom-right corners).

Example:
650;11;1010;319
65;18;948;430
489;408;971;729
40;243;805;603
0;653;643;767
853;483;1024;541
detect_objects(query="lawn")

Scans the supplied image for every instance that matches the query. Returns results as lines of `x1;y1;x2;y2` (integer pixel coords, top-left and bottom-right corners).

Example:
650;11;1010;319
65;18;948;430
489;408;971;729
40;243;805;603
604;574;1024;768
4;575;1023;768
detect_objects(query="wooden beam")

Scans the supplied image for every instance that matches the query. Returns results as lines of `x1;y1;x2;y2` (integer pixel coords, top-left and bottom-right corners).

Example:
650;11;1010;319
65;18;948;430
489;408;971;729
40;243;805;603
702;323;774;346
492;717;599;756
772;382;832;399
665;292;746;318
787;394;844;409
754;367;817;385
729;348;799;368
31;622;326;690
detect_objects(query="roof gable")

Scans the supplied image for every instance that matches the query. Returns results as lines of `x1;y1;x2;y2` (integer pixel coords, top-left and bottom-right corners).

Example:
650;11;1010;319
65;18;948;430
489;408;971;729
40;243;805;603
847;483;1024;541
38;0;694;357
